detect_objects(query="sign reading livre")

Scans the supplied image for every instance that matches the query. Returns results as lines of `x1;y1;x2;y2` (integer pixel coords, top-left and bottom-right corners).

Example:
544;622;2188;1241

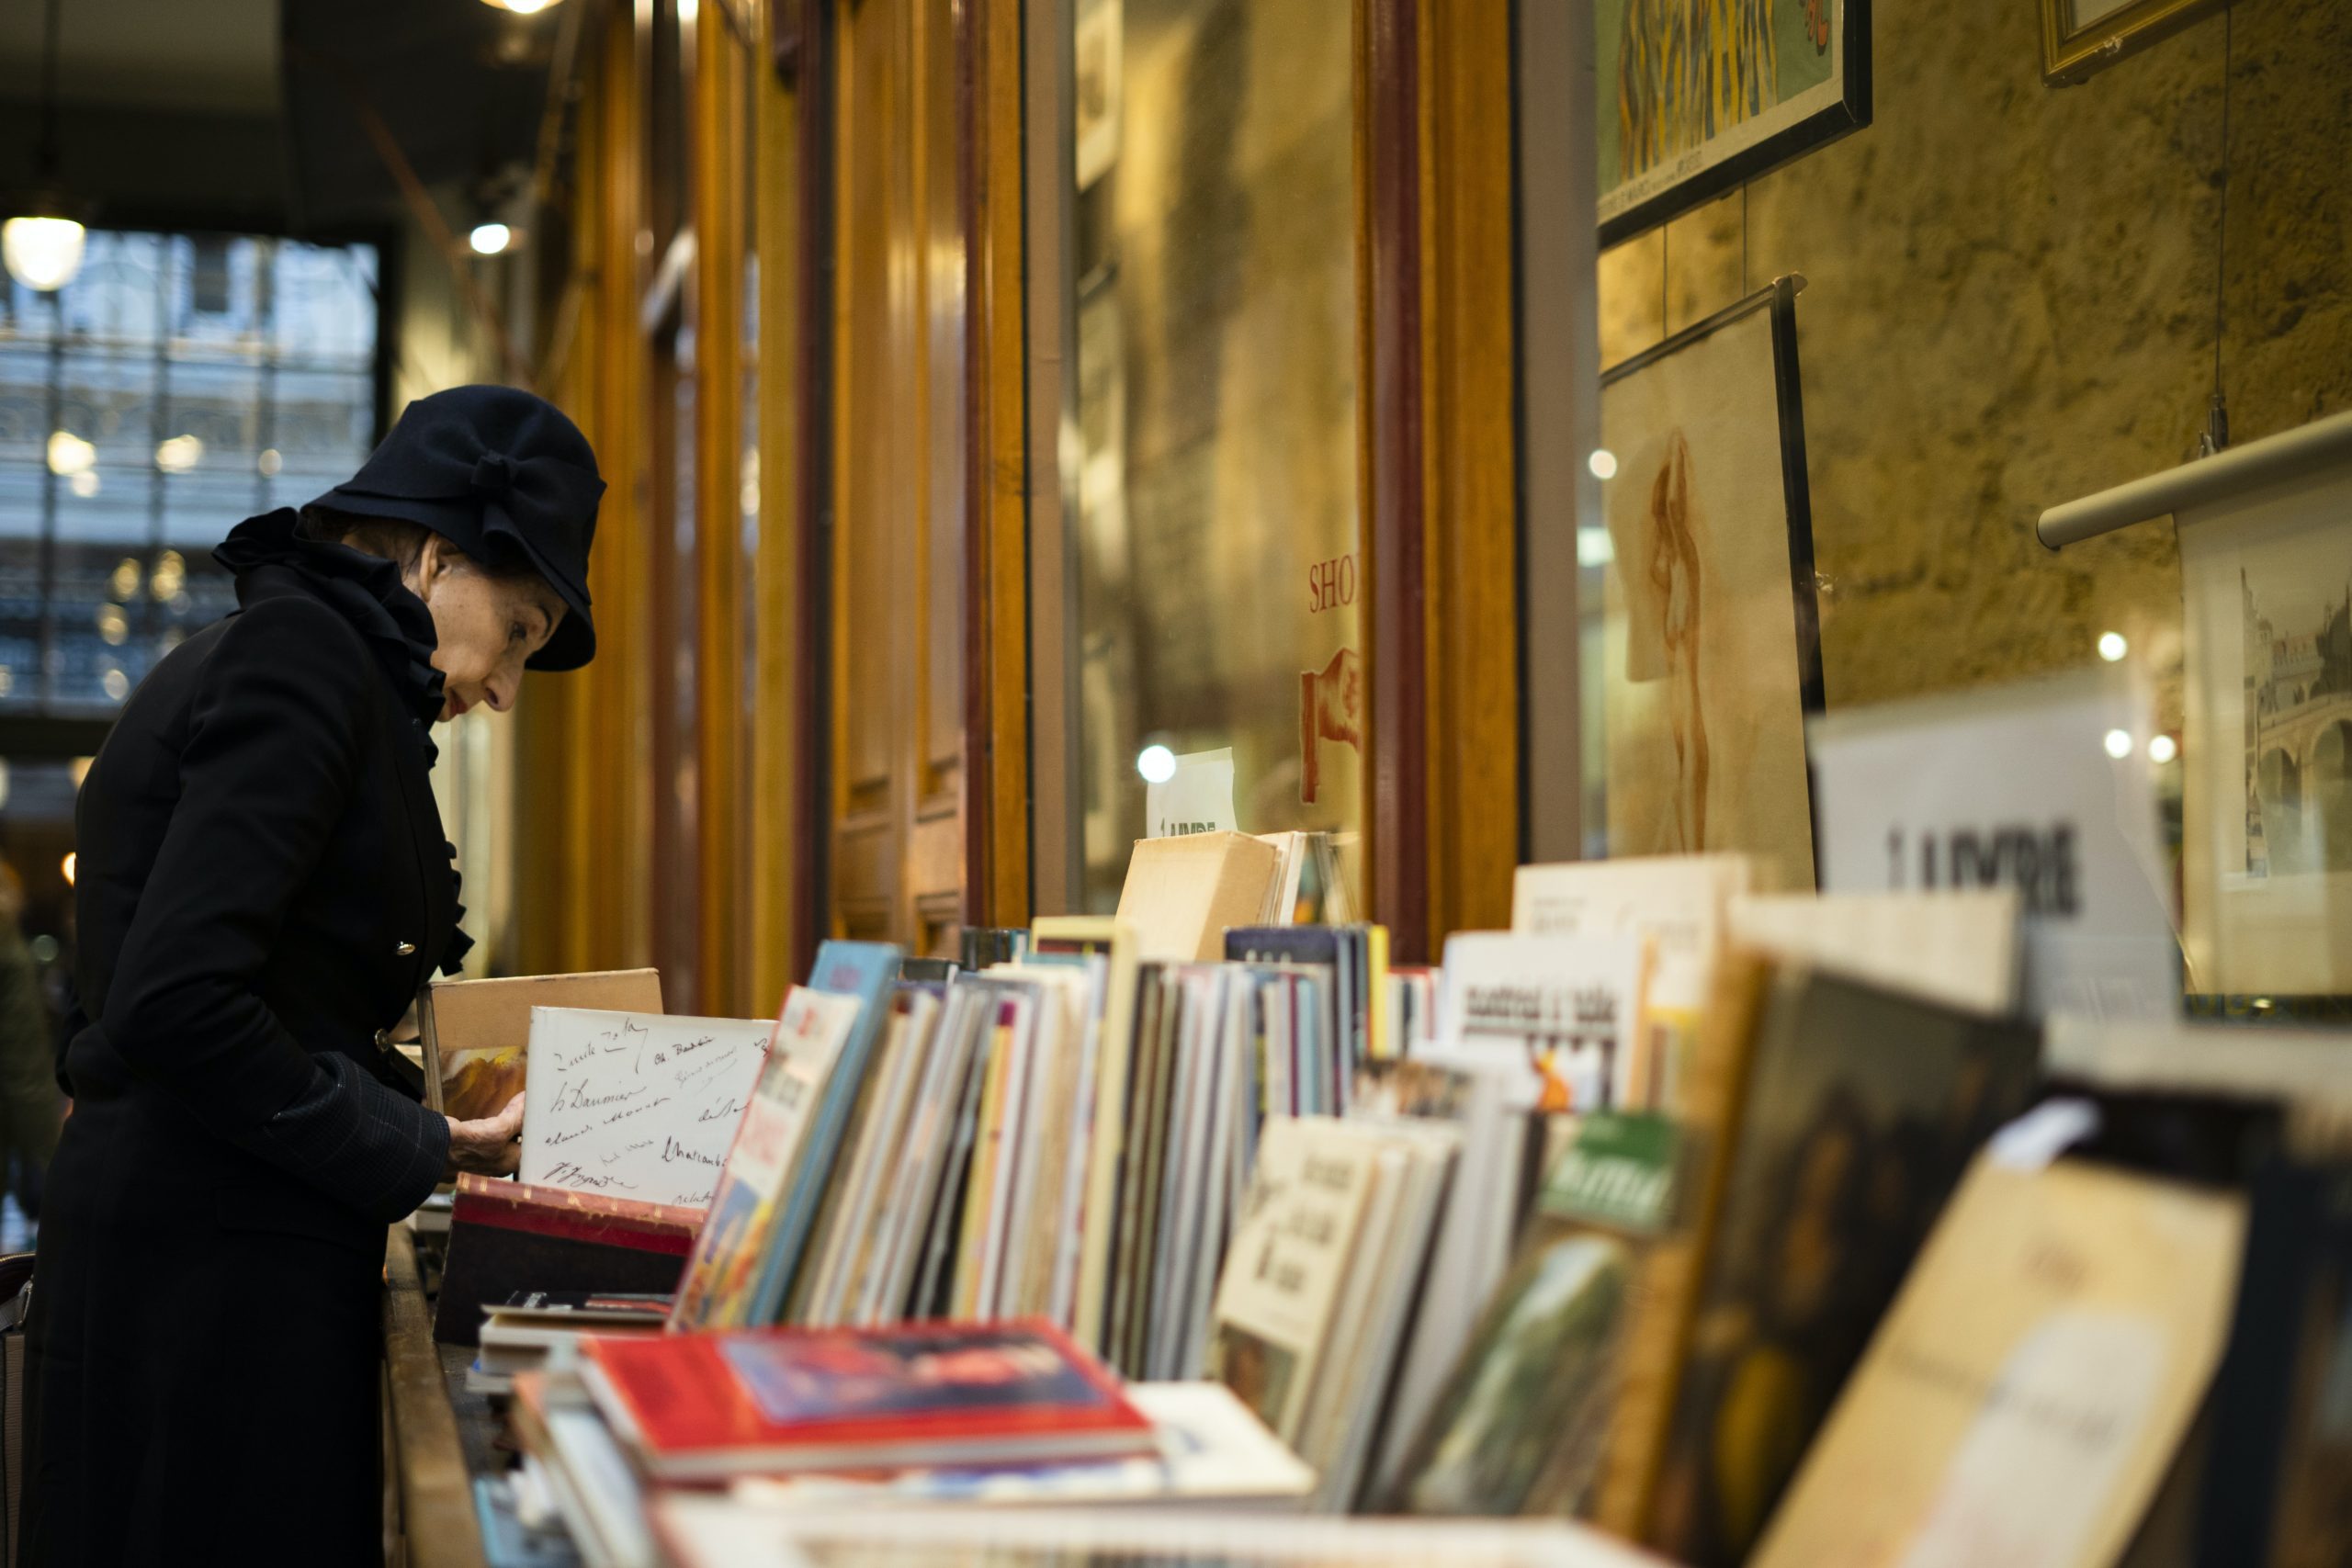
519;1007;776;1210
1810;669;2176;1020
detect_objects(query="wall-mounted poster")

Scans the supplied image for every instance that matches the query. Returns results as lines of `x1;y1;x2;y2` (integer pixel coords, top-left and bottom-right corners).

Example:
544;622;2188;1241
2178;455;2352;1000
1593;277;1822;892
1597;0;1871;246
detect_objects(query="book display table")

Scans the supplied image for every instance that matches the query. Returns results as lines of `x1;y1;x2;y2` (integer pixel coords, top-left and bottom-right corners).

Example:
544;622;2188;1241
384;1224;496;1568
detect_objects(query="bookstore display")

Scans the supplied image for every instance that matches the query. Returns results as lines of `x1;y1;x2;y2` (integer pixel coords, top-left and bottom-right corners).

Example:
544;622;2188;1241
399;783;2352;1568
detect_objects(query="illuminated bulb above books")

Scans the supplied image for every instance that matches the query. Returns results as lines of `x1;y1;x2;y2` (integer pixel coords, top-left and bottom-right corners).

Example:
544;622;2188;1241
2098;630;2128;661
1136;744;1177;784
469;222;514;256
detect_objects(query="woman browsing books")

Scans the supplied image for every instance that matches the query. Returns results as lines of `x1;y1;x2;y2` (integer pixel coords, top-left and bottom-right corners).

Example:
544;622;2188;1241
22;387;605;1566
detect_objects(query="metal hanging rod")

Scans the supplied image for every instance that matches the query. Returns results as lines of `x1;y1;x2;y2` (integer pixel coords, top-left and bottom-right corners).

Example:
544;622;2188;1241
2037;408;2352;549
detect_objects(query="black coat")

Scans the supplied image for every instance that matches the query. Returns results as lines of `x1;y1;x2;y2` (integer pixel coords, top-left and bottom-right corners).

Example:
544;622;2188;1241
25;513;464;1565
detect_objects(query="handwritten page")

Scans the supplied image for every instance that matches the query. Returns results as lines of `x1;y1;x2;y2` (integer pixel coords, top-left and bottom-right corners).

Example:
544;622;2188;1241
518;1007;776;1210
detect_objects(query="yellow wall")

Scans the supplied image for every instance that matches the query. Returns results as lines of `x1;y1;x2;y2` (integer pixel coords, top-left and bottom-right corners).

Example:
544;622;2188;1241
1599;0;2350;733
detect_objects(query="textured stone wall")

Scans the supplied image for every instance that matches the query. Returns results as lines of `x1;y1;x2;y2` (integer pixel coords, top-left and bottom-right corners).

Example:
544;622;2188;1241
1598;0;2352;732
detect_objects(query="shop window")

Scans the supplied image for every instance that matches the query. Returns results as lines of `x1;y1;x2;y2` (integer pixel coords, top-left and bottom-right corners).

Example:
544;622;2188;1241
1065;0;1364;914
0;230;381;715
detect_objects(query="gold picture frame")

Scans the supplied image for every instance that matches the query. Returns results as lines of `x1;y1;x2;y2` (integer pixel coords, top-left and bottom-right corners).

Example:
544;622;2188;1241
2041;0;2228;86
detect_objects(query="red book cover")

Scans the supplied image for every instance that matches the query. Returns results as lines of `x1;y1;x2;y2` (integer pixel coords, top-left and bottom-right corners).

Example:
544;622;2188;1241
581;1319;1153;1480
432;1176;705;1346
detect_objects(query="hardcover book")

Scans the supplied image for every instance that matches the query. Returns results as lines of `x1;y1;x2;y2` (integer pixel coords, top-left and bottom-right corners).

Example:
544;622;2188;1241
1115;832;1282;962
1754;1157;2245;1568
1641;968;2042;1567
431;1175;703;1347
580;1319;1152;1481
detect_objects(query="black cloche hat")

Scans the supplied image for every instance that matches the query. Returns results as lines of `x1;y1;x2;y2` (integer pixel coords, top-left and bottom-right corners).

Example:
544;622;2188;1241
309;385;605;671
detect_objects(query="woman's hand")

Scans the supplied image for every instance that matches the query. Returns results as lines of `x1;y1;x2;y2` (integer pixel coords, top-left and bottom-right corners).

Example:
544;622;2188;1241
443;1091;524;1180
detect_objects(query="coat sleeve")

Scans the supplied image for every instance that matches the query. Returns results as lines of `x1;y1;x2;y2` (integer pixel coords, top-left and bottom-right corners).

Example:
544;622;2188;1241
98;595;450;1223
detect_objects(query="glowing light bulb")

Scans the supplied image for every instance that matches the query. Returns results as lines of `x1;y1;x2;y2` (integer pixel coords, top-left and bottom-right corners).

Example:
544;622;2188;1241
1588;449;1619;480
3;216;86;292
1136;744;1177;784
469;222;514;256
2097;631;2128;662
2103;728;2134;760
61;852;75;886
2148;734;2177;764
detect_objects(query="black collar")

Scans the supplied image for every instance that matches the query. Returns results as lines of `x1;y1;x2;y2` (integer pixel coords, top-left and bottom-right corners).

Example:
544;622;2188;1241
214;508;449;742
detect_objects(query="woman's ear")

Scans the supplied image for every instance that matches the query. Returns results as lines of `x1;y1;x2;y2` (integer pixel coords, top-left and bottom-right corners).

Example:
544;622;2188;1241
412;533;448;601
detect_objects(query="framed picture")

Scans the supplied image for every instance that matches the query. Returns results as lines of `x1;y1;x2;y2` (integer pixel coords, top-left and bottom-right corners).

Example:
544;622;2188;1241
1596;0;1871;247
2178;454;2352;1001
2040;0;2227;87
1591;276;1823;891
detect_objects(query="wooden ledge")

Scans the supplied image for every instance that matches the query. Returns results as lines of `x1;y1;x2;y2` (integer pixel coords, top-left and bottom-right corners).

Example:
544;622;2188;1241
384;1224;488;1568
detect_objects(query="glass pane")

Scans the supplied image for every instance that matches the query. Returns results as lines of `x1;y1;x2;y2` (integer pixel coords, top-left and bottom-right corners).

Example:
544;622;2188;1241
1068;0;1363;914
0;228;378;715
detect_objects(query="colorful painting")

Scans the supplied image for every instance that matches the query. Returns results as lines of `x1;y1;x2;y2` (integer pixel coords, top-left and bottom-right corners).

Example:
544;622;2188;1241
1597;0;1870;245
1593;279;1821;892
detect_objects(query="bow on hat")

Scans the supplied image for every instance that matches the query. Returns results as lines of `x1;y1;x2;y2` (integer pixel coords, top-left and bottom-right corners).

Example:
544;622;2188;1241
306;385;606;671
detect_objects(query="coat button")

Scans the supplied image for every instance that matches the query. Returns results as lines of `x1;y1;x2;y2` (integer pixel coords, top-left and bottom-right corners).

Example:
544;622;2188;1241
395;941;417;956
373;1028;393;1050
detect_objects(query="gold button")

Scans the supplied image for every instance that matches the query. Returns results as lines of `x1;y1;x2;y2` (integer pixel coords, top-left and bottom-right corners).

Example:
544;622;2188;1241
395;941;417;956
373;1028;392;1049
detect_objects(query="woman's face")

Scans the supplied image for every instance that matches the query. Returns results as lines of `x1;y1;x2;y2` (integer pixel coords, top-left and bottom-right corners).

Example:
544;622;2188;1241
413;535;565;721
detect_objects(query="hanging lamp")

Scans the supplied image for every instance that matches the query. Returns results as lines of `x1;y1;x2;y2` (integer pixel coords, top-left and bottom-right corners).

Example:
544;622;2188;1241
3;0;89;294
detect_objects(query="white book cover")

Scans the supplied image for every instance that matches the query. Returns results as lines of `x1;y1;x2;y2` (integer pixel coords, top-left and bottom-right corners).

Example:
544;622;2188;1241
1209;1116;1386;1443
1432;932;1646;1112
519;1007;779;1210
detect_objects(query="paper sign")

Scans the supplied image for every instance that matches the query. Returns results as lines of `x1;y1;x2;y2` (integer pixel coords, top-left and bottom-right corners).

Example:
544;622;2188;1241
1810;669;2177;1020
1146;747;1238;839
519;1008;777;1209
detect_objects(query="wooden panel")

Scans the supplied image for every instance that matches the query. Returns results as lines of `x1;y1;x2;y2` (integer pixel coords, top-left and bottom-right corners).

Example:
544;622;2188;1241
695;0;749;1015
834;0;905;807
826;0;972;948
964;0;1030;929
1419;0;1519;941
1359;0;1430;961
921;0;967;794
748;0;806;1016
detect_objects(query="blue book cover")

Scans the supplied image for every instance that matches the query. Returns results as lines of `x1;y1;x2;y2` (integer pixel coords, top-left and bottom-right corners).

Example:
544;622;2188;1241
1222;926;1342;966
746;939;904;1321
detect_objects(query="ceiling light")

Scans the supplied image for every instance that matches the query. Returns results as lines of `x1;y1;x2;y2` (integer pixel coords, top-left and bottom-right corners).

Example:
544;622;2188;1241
4;215;85;293
2103;728;2134;760
482;0;562;12
156;434;204;473
1588;449;1619;480
4;0;90;293
469;222;514;256
2096;630;2128;662
2148;734;2177;764
1136;744;1177;784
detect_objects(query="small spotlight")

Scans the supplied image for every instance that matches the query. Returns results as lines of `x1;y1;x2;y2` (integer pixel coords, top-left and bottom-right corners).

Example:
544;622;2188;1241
46;430;94;476
2097;631;2128;662
1136;744;1177;784
1588;449;1619;480
2103;728;2134;760
2148;734;2178;764
469;222;514;256
60;852;74;886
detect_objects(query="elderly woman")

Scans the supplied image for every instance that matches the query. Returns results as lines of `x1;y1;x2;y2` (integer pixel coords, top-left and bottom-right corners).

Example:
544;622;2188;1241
23;386;604;1564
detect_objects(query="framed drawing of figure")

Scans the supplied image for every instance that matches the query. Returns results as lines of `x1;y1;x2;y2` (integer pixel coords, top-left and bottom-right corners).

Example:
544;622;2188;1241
2178;438;2352;1001
1592;276;1823;891
1598;0;1871;245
